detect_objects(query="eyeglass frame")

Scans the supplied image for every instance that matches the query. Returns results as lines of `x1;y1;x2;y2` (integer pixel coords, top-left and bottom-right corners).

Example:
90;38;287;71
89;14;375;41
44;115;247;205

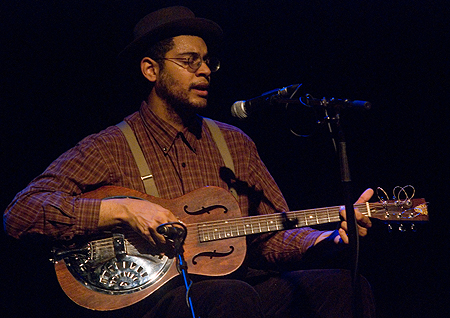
160;52;220;73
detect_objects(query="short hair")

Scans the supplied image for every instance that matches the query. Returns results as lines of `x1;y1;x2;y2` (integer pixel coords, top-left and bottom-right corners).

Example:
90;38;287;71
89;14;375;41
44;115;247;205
135;37;175;99
143;37;175;69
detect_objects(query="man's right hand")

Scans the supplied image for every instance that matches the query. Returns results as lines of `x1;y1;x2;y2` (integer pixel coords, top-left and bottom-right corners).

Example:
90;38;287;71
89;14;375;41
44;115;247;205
99;198;179;248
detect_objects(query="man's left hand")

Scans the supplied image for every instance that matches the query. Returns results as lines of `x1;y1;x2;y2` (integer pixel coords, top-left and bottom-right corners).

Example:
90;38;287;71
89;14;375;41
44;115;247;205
336;188;374;244
314;188;374;245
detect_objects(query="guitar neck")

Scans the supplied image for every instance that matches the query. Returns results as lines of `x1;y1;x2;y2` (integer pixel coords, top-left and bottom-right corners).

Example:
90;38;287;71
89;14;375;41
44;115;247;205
197;203;370;243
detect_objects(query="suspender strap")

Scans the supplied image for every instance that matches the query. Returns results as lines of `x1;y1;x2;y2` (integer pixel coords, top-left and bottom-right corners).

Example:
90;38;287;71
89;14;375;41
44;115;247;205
116;121;160;197
203;118;238;200
116;119;237;201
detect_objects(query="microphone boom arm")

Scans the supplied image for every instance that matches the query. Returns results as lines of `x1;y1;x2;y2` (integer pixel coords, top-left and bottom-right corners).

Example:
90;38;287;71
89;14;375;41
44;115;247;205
272;95;372;110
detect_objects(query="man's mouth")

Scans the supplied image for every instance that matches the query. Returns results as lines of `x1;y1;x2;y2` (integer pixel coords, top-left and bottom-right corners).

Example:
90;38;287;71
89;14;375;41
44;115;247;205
191;83;210;97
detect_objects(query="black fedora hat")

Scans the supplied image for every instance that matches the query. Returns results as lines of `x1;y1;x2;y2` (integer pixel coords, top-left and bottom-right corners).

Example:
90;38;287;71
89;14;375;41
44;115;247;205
119;6;223;61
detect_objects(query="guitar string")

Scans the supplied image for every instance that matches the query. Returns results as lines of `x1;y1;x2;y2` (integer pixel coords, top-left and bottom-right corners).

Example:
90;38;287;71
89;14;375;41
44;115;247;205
194;204;372;240
72;201;426;255
194;205;353;231
88;204;371;248
90;201;399;249
196;209;340;239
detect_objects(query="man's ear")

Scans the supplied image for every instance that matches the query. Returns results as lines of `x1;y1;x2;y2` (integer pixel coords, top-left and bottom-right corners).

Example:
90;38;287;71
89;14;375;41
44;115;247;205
140;57;159;83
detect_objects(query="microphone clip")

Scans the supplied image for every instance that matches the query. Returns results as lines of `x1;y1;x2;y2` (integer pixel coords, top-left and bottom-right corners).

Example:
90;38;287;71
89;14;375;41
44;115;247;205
157;222;187;248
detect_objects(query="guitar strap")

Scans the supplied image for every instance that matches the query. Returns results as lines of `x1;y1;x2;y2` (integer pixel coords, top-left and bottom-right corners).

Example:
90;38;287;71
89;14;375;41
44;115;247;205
116;118;238;200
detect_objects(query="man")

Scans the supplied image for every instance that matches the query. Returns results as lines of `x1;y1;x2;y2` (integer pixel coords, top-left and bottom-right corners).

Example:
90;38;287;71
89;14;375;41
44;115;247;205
4;6;375;318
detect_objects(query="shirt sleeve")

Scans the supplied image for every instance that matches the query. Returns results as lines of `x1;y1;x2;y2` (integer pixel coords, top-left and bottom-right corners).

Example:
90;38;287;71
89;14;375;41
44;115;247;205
3;132;119;240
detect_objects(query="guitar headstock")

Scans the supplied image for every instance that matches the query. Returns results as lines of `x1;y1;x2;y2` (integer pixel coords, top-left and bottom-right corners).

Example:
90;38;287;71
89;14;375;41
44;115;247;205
368;198;428;222
367;186;428;231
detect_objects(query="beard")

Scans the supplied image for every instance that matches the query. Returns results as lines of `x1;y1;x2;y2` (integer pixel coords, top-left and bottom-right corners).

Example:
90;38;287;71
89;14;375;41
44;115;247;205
154;68;208;124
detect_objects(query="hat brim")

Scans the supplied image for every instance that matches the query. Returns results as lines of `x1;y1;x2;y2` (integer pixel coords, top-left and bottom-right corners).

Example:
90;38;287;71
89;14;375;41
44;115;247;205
119;17;223;62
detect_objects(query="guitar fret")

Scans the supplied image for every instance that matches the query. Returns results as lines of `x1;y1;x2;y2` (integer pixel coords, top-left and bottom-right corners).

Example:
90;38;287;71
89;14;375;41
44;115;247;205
199;216;282;243
267;218;277;232
214;225;222;240
223;220;231;238
304;210;317;226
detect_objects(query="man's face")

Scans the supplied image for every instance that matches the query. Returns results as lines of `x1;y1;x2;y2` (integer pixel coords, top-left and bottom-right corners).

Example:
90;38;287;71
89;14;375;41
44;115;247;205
154;35;212;113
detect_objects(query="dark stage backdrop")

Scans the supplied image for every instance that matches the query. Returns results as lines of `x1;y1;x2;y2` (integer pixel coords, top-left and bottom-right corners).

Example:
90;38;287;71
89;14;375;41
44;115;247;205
1;1;448;317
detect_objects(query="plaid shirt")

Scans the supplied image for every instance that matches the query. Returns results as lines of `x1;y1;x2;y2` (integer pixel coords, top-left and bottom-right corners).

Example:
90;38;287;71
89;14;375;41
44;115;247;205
4;101;322;265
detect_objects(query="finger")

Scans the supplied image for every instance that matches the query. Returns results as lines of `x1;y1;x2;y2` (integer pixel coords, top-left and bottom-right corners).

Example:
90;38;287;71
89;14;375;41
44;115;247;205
136;216;169;245
357;213;372;228
333;233;343;244
342;219;369;238
355;188;374;204
358;226;369;237
136;223;158;246
338;228;349;244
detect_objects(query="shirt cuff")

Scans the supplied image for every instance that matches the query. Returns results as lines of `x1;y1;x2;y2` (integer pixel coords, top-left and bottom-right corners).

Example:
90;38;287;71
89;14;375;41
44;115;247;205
74;197;102;236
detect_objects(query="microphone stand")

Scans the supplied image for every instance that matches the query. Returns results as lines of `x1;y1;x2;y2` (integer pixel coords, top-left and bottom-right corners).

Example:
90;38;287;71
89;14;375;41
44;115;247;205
273;96;364;317
329;110;363;318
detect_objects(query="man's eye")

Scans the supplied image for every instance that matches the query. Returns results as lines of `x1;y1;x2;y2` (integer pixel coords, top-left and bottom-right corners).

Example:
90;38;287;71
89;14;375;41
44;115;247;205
189;56;201;64
176;59;190;66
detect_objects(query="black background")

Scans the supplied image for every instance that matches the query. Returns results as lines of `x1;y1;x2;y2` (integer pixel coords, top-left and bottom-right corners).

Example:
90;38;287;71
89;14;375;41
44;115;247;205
1;1;449;317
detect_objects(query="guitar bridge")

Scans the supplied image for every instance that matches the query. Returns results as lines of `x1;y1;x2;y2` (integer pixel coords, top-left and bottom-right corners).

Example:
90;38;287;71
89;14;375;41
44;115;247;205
112;233;126;259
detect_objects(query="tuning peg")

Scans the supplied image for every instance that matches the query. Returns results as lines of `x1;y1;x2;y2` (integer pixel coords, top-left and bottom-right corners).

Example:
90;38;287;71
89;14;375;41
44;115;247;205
404;199;413;208
387;224;393;233
399;224;406;232
411;224;417;232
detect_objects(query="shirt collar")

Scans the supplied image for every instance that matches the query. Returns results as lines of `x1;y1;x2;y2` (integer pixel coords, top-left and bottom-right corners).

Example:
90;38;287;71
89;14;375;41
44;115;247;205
139;101;203;154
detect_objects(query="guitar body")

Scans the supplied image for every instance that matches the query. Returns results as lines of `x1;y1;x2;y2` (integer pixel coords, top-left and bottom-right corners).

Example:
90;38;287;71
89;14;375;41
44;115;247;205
54;186;246;311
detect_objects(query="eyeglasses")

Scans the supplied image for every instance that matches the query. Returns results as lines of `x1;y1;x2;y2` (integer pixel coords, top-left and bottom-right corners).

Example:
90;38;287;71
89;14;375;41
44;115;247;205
161;53;220;73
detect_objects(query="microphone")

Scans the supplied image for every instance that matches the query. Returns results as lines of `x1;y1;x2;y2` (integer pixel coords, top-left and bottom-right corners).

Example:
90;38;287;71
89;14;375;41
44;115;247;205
231;84;300;119
157;223;186;240
231;85;372;119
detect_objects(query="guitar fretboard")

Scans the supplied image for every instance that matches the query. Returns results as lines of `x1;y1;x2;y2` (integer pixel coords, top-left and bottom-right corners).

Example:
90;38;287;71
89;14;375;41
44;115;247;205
197;203;370;242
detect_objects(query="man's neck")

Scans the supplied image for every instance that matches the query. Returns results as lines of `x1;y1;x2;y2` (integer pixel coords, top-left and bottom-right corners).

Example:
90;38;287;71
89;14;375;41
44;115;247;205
146;95;185;131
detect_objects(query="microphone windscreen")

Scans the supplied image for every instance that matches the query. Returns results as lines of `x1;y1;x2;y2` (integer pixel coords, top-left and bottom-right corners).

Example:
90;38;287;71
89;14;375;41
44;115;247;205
231;101;247;119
